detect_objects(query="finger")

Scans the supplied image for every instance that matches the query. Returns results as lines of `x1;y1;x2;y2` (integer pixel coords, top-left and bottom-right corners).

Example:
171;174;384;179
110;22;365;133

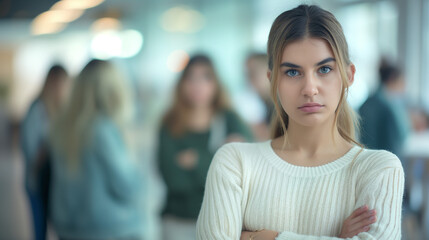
349;216;376;233
349;213;377;232
349;209;376;226
348;205;369;219
240;231;251;240
348;225;371;237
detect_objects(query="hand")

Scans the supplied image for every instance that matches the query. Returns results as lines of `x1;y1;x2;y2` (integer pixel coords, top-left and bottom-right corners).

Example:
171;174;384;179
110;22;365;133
339;205;377;238
241;229;279;240
176;149;198;170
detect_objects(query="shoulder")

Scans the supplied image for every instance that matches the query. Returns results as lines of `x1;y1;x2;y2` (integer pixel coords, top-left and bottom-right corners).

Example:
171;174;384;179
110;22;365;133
359;95;389;113
353;148;404;179
357;148;402;168
158;122;170;136
94;116;115;130
23;99;45;121
211;142;264;170
215;141;263;158
221;109;253;139
222;109;242;122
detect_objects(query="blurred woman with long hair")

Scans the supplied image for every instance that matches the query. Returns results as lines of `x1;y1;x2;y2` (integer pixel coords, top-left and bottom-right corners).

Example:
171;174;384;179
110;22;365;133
21;64;68;240
158;55;252;240
49;59;144;240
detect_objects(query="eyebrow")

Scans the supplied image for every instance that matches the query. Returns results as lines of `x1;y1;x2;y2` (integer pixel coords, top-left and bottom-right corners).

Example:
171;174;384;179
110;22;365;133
280;57;336;68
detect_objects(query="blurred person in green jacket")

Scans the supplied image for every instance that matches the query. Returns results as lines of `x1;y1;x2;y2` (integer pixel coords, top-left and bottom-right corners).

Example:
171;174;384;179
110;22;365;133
157;55;252;240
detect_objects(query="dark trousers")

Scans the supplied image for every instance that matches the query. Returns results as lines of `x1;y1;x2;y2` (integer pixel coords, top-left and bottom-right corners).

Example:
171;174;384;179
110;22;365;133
27;159;51;240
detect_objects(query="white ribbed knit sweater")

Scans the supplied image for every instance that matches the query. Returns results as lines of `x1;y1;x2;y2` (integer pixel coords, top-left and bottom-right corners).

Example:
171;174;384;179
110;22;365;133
196;141;404;240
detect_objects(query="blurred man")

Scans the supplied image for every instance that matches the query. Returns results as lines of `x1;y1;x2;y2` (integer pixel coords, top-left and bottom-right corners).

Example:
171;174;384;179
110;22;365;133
359;59;411;158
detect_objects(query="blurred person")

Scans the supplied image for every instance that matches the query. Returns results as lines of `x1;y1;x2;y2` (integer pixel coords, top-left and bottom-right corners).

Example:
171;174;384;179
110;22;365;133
359;59;411;158
197;5;404;240
158;55;252;240
49;60;144;240
20;65;68;240
0;97;10;152
245;53;273;140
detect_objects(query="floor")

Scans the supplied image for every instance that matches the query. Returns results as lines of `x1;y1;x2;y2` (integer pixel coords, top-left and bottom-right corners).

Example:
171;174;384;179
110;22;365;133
0;149;31;240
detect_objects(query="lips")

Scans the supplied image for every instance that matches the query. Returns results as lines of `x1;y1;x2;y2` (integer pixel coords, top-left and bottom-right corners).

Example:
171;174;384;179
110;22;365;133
298;103;324;113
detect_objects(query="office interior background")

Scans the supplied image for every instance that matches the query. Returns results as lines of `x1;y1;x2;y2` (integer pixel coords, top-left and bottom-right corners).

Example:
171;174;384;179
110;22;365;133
0;0;428;239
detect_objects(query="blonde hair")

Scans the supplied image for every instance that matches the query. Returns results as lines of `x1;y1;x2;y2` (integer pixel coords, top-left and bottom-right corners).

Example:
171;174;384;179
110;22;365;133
267;4;360;145
163;55;230;136
51;59;133;169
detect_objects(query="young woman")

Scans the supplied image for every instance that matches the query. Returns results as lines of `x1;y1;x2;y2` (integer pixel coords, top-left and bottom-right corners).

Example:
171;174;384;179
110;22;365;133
197;5;404;240
20;65;68;240
158;55;252;240
49;60;144;240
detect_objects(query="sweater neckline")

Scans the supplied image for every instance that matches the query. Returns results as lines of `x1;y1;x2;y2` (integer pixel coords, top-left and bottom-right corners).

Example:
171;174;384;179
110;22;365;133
262;140;361;177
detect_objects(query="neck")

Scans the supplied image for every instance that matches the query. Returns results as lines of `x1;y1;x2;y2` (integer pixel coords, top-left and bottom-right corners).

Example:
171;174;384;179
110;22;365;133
186;105;214;131
282;118;348;156
189;105;212;117
41;95;58;119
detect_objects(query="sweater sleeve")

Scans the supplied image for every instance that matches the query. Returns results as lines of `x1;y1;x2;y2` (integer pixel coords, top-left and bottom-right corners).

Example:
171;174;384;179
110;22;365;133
196;143;244;240
276;154;405;240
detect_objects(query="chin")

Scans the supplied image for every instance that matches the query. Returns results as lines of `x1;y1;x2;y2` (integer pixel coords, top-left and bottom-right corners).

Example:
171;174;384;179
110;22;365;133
292;115;329;127
189;101;211;109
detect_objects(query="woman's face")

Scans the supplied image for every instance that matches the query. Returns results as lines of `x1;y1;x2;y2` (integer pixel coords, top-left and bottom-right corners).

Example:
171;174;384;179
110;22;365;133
182;63;217;109
276;37;352;128
46;75;69;108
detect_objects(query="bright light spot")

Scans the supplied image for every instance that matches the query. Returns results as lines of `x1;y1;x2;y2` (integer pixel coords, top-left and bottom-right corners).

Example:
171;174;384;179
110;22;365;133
119;30;144;58
31;20;66;35
167;50;190;72
31;2;86;35
161;6;205;33
35;9;84;23
91;17;122;32
52;0;105;10
90;29;144;59
91;30;122;59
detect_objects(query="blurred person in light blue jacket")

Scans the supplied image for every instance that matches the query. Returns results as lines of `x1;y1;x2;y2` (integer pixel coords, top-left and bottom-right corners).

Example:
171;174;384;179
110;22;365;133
49;59;145;240
20;65;68;240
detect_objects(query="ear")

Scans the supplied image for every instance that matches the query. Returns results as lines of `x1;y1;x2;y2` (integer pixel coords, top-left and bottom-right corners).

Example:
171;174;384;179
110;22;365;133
267;70;271;82
346;64;356;87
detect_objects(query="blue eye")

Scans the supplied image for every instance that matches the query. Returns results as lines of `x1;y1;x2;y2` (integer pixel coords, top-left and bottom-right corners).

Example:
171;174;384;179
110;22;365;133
286;69;299;77
319;66;332;74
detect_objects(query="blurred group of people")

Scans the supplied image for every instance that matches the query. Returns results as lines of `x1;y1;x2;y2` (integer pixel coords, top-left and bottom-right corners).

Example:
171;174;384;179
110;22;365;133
18;54;267;240
21;60;145;240
18;52;429;240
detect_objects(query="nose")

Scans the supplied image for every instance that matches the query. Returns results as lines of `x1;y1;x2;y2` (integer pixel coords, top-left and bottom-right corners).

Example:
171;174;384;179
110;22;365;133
301;75;319;97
